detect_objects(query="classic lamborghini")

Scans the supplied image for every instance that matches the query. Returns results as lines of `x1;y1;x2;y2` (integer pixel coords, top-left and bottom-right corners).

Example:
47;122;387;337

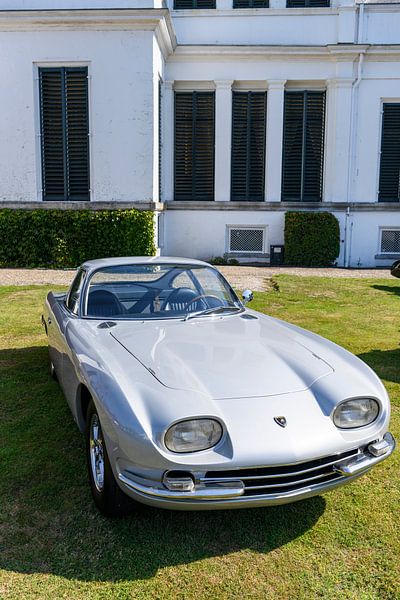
43;257;395;517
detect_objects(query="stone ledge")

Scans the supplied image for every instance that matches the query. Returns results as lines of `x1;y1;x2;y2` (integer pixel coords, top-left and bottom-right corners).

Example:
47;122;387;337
165;201;400;212
0;201;164;211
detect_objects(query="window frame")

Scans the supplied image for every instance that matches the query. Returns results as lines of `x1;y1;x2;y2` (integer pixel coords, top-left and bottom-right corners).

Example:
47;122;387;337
173;0;216;8
38;65;90;202
226;225;267;255
281;89;326;203
378;101;400;203
379;228;400;255
231;90;267;203
174;90;216;202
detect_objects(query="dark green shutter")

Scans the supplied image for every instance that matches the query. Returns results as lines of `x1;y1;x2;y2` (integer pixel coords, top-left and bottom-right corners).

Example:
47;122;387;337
174;0;216;8
39;67;89;201
174;91;215;201
282;90;325;202
378;103;400;202
287;0;330;6
231;91;266;202
233;0;269;7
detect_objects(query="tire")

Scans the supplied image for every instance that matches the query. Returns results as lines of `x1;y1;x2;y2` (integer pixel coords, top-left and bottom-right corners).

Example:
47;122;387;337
85;400;138;518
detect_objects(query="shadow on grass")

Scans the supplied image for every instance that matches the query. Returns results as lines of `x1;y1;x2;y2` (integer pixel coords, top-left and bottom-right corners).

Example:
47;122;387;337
358;347;400;385
0;345;326;583
371;284;400;297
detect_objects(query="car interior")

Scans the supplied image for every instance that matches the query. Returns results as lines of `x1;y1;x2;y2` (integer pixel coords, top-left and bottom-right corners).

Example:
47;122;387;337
84;266;236;319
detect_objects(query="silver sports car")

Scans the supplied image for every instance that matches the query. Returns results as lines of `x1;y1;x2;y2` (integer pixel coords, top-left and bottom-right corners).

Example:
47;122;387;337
43;257;395;517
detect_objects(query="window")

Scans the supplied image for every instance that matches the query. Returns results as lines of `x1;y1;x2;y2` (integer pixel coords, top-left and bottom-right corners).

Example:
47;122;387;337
233;0;269;7
287;0;330;7
231;92;267;202
174;91;215;201
282;90;326;202
174;0;215;7
378;103;400;202
39;67;90;201
228;227;265;253
66;269;86;314
381;230;400;254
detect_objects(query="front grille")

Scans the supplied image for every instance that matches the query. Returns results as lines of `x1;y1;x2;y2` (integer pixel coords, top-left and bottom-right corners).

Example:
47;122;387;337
203;448;359;497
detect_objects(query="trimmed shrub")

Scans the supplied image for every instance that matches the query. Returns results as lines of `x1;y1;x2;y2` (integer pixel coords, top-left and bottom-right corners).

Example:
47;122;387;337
284;211;340;267
0;209;156;268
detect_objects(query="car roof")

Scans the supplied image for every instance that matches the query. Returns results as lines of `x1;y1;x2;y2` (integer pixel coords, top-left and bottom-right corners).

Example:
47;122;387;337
81;256;211;272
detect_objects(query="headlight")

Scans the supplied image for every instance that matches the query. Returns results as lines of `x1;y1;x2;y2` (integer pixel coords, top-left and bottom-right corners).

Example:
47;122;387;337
164;418;223;453
333;398;379;429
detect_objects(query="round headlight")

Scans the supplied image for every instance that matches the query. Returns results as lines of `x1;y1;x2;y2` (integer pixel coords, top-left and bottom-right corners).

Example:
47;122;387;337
164;418;223;453
333;398;379;429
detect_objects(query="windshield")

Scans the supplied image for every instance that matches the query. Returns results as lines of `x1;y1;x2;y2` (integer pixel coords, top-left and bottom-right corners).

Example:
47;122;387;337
84;264;241;319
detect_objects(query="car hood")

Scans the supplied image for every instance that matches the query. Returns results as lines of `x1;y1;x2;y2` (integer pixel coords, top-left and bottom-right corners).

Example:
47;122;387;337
110;313;334;399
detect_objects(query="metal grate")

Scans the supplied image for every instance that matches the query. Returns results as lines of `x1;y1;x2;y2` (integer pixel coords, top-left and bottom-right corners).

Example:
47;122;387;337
203;447;359;498
229;228;264;253
381;230;400;253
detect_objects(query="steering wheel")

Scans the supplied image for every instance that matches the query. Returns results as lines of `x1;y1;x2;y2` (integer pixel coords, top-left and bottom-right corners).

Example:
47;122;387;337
185;294;223;311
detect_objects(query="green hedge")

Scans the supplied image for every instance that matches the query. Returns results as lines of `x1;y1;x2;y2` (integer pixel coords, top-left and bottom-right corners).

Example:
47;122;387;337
0;209;156;268
284;211;340;267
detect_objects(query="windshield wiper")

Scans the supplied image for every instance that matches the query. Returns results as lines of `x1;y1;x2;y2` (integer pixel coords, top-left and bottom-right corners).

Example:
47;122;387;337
184;305;242;321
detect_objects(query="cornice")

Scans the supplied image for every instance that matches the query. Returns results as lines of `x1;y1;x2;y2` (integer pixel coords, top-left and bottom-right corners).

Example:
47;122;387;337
169;43;400;62
0;8;177;56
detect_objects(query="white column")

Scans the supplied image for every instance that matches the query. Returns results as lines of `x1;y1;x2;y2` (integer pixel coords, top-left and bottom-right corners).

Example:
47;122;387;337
216;0;232;7
324;78;353;203
161;80;174;202
214;80;233;202
265;80;286;202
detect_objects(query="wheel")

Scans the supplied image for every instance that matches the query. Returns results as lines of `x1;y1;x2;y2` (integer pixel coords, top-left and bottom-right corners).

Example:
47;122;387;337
85;400;137;517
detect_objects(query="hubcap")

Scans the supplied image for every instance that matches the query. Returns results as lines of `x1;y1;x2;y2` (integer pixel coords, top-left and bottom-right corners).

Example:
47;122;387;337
89;413;105;492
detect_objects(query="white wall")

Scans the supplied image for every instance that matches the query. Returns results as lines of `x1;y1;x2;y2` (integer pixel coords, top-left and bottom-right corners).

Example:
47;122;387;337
0;1;164;8
164;210;286;260
172;11;341;46
0;29;159;202
163;208;400;268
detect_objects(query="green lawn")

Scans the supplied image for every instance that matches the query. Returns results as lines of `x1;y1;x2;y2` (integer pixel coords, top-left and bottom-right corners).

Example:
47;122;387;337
0;276;399;600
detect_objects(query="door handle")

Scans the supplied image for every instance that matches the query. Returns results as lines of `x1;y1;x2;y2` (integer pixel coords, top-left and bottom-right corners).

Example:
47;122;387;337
47;317;52;325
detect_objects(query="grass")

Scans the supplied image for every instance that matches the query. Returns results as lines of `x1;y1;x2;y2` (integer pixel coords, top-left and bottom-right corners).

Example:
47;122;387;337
0;276;399;599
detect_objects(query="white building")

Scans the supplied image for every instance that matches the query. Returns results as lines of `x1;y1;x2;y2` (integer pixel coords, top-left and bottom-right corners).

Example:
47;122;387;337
0;0;399;267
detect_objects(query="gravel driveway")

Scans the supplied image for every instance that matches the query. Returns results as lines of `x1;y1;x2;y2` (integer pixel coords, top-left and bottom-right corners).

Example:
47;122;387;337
0;265;392;292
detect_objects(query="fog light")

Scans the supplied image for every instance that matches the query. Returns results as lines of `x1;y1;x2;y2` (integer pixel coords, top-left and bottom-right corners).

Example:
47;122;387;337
368;438;391;457
163;471;195;492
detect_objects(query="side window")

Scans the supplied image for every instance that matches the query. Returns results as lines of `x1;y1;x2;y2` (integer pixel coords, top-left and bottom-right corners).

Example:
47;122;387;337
66;269;85;314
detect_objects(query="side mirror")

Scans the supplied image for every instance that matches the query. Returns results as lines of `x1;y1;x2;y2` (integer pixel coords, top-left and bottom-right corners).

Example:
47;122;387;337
242;289;253;304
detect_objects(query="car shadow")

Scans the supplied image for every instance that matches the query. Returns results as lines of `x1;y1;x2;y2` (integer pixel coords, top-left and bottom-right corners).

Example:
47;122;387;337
0;345;326;583
358;347;400;385
371;284;400;297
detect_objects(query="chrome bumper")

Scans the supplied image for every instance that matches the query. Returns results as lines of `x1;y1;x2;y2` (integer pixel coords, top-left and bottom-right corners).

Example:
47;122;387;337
118;432;395;510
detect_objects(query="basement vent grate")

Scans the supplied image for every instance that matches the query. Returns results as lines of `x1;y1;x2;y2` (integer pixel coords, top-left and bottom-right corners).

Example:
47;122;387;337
229;228;265;253
381;230;400;254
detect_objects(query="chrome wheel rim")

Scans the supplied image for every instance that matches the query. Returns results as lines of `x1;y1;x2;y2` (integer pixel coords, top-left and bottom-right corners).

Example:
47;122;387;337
89;413;105;492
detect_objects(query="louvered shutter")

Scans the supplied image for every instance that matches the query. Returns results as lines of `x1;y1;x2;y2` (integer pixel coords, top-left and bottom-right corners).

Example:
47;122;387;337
282;91;325;202
174;92;215;201
65;69;90;200
39;67;89;201
233;0;269;7
287;0;330;7
39;69;65;200
231;91;266;202
174;0;216;7
378;103;400;202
